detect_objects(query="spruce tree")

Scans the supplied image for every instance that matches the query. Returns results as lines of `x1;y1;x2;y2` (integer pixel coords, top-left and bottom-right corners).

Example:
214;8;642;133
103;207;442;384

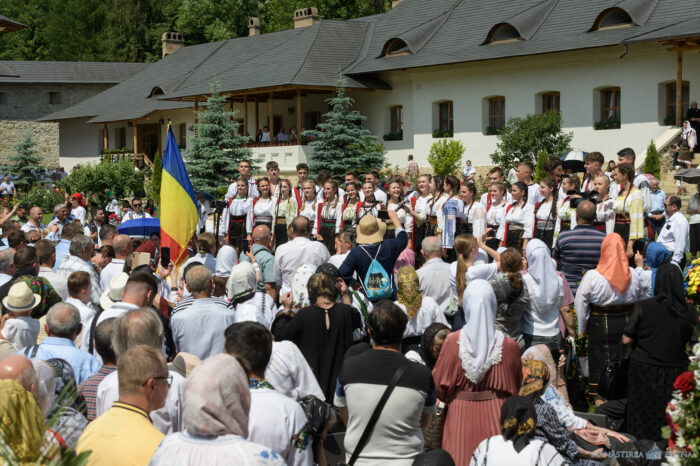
643;140;661;180
186;81;254;195
150;150;162;207
308;76;385;179
7;133;42;192
534;150;549;183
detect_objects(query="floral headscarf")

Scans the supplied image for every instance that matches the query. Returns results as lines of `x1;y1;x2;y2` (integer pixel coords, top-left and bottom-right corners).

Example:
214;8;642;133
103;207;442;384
500;395;538;453
519;359;550;398
397;266;421;319
183;353;251;437
227;262;257;301
0;379;48;463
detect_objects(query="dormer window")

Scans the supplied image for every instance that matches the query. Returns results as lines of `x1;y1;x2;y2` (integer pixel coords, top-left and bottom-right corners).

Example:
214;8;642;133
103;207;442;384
485;23;522;44
382;38;411;57
592;8;633;30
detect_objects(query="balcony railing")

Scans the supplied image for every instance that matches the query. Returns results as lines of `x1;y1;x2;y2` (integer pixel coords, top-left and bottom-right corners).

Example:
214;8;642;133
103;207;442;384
100;151;152;168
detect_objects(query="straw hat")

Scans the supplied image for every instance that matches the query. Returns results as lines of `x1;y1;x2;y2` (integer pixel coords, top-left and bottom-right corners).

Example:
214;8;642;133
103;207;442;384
100;273;129;310
356;215;386;244
2;282;41;315
168;353;201;378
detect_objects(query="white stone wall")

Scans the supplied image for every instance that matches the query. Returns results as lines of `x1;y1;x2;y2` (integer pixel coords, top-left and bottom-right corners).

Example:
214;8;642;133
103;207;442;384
0;120;59;167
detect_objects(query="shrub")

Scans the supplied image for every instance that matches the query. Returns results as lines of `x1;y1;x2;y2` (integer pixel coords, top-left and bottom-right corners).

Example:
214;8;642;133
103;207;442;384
383;131;403;141
594;119;621;130
643;140;661;180
63;160;145;201
534;150;550;183
19;185;67;212
149;150;162;206
428;139;465;177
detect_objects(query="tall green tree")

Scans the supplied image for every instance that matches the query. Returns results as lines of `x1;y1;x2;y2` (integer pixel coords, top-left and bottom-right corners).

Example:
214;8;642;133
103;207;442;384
643;140;661;180
308;76;385;179
490;111;573;172
6;133;42;192
534;150;550;183
186;81;253;194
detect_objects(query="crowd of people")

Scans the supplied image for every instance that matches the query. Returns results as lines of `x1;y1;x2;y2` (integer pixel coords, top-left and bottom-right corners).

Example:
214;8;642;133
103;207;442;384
0;145;698;466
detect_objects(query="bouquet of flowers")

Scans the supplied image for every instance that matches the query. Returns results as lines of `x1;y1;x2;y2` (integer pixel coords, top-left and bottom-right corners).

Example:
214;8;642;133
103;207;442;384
665;342;700;464
108;213;120;226
682;258;700;304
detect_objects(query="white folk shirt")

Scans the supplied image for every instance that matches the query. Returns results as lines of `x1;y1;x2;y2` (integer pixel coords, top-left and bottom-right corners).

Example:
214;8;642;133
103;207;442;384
574;269;643;335
534;201;561;236
99;259;125;291
657;211;689;266
225;179;259;203
247;197;276;234
359;188;387;204
395;296;448;338
485;202;506;228
316;187;346;204
417;258;454;317
274;236;330;294
464;201;486;239
121;211;152;222
480;191;513;208
96;368;185;435
265;341;325;401
527;183;543;206
497;203;534;240
222;197;253;234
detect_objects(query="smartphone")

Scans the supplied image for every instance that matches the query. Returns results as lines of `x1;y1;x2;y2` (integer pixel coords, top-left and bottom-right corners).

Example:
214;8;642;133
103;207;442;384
241;240;250;254
160;247;170;268
65;185;72;196
377;210;390;220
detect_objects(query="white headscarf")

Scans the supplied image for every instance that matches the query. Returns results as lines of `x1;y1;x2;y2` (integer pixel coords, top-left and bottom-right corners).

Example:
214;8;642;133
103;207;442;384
457;279;504;384
683;120;694;135
226;262;257;300
215;245;238;278
524;239;559;310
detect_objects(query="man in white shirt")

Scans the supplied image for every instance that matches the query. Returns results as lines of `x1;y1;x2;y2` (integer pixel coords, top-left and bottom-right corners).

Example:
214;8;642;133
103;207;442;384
55;235;102;306
225;159;258;202
274;216;330;294
21;207;45;234
35;240;68;299
417;236;454;317
47;203;70;241
225;322;312;466
480;167;513;208
95;307;185;434
121;199;152;222
65;271;97;342
0;175;15;196
516;161;542;206
100;234;132;291
658;195;689;268
507;159;519;185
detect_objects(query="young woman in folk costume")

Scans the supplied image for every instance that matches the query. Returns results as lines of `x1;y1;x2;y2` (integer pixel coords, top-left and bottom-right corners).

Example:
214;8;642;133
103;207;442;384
592;175;615;234
246;177;276;243
427;176;448;238
298;180;319;232
557;174;580;233
357;180;384;220
226;179;253;252
384;179;414;243
340;182;362;228
612;163;644;257
408;174;434;266
313;179;343;255
484;182;507;252
459;183;486;239
497;181;534;253
274;179;298;249
441;175;465;262
533;178;560;249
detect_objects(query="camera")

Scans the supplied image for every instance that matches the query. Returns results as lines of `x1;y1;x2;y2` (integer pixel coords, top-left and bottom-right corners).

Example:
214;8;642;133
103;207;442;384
568;190;600;209
214;200;228;212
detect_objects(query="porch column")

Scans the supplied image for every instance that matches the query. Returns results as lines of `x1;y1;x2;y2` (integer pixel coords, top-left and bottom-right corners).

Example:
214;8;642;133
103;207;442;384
255;98;259;136
676;50;683;127
194;98;199;137
243;95;248;138
296;89;302;140
268;92;274;139
103;123;108;151
132;121;138;155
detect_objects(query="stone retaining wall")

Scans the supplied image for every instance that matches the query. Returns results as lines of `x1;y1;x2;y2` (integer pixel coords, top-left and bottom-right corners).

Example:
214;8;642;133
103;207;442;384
0;120;60;168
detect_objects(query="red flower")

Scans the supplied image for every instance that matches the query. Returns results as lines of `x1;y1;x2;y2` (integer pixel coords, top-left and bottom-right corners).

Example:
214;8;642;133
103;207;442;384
673;371;695;396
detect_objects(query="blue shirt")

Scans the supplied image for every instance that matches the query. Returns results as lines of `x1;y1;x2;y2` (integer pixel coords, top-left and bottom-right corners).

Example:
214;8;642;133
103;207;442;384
240;244;275;292
54;239;71;271
170;298;236;360
648;189;666;218
22;337;101;385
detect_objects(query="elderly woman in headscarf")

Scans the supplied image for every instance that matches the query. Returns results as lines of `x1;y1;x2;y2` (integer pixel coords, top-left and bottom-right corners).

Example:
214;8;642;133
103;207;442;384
471;395;565;465
623;263;699;441
575;233;643;398
521;239;566;360
432;280;521;464
227;262;276;327
520;360;608;465
273;271;362;401
394;266;448;351
0;379;54;463
149;353;285;465
632;241;672;298
405;322;450;369
213;245;238;297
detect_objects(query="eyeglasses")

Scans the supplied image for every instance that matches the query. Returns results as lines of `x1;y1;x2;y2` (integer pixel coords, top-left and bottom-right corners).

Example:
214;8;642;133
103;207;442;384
133;203;142;207
141;375;172;387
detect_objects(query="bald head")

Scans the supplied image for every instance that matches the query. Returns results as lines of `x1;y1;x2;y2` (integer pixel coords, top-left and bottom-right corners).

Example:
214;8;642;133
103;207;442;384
576;200;596;224
112;234;134;259
0;355;37;395
252;224;271;247
185;264;213;296
290;216;310;238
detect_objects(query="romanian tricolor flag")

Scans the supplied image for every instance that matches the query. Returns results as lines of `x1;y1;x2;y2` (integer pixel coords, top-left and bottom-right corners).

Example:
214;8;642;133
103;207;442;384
160;124;198;265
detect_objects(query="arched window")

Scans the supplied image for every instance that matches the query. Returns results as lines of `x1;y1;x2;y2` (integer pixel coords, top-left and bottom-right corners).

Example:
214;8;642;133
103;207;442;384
382;38;411;57
592;8;633;30
485;23;522;44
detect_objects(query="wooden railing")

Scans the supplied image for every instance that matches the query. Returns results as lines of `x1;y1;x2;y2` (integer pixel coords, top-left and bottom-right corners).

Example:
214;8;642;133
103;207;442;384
100;152;152;168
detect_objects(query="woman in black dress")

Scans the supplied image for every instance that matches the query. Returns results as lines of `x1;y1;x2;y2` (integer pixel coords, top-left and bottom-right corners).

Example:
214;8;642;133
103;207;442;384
623;263;699;441
273;272;363;400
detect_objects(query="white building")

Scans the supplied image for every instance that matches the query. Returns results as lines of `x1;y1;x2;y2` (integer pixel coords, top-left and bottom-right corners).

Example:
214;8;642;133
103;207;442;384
41;0;700;171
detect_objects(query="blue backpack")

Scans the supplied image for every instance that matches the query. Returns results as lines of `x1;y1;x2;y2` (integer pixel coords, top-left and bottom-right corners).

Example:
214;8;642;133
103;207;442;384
359;244;393;302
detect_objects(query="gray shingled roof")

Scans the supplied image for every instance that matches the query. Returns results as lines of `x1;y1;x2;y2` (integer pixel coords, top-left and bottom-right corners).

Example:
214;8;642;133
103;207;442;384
0;61;151;83
346;0;691;74
624;15;700;43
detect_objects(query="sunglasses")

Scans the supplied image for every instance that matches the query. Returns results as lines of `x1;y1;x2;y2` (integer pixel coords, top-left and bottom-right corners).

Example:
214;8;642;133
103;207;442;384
133;203;142;207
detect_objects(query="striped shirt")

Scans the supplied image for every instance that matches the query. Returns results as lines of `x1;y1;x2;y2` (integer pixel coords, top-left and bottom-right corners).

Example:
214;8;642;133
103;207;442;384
552;225;605;295
78;365;117;421
171;295;232;316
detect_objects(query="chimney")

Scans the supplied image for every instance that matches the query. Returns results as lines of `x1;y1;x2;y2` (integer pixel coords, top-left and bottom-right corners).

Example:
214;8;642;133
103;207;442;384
294;7;320;29
392;0;403;7
249;17;261;36
161;32;184;58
